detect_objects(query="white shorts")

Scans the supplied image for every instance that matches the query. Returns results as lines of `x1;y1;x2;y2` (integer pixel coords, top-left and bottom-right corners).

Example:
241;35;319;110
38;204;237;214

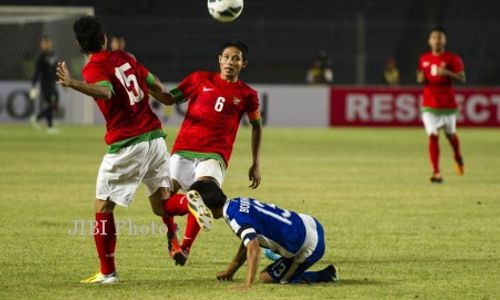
96;138;170;207
170;154;225;191
422;112;457;136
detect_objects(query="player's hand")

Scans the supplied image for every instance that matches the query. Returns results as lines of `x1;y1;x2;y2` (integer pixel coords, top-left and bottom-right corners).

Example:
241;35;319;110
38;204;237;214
29;87;39;101
416;70;425;83
248;164;261;189
56;61;73;87
217;270;234;281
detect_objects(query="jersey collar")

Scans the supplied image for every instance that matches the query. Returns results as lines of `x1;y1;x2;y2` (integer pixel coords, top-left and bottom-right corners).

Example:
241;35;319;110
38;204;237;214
217;73;240;85
88;50;108;62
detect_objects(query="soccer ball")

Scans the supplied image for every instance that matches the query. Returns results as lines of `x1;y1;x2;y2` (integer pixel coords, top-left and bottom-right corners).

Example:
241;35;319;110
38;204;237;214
207;0;244;22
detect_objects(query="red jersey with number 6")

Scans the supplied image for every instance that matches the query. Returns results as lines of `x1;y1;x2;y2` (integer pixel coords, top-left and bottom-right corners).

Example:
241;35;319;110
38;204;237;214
418;51;464;110
82;50;161;144
170;71;261;166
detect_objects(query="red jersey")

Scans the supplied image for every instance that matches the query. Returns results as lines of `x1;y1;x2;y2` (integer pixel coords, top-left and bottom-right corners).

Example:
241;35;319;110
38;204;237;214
170;71;261;166
82;50;162;144
418;51;464;111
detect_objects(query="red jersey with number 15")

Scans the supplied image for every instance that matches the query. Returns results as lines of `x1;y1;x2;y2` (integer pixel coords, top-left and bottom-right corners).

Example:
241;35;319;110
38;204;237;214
170;71;261;166
82;50;161;144
418;51;464;110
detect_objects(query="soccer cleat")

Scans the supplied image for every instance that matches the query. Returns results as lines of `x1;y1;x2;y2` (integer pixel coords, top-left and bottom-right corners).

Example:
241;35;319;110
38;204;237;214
454;156;465;176
167;223;180;256
30;115;41;131
263;248;281;261
46;127;60;135
323;264;338;282
172;248;189;266
80;271;119;284
186;190;213;231
430;174;443;184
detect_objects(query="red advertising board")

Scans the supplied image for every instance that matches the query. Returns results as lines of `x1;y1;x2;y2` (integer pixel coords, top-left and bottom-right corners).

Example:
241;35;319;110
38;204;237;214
330;86;500;127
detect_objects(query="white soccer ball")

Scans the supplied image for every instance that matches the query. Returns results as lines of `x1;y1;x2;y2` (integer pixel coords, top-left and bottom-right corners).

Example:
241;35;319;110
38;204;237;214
207;0;244;22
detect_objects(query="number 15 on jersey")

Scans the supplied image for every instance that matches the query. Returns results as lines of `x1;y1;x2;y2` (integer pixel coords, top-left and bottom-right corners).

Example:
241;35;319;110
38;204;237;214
115;63;144;105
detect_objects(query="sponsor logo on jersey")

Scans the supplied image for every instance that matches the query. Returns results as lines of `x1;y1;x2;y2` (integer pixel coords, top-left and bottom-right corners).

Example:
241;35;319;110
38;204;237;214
423;61;430;67
202;87;214;92
233;97;241;105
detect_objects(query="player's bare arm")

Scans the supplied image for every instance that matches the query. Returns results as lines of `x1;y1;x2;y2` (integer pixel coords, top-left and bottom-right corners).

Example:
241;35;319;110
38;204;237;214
416;70;425;83
149;90;176;106
148;75;177;105
437;67;466;83
149;75;165;93
56;61;112;100
244;239;261;289
249;121;262;188
217;242;247;281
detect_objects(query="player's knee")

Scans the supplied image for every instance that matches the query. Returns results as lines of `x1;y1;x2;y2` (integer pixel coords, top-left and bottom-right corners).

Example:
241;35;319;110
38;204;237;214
171;180;181;194
149;198;166;217
95;198;115;213
259;270;274;283
150;186;170;201
149;187;170;216
151;205;164;217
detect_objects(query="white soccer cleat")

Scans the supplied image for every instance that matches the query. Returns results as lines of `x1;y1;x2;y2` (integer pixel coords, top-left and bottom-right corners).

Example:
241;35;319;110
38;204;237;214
46;127;60;135
186;190;213;231
80;271;119;284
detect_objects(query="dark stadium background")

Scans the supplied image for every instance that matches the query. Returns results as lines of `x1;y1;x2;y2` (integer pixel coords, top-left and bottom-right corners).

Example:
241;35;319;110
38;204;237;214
1;0;499;85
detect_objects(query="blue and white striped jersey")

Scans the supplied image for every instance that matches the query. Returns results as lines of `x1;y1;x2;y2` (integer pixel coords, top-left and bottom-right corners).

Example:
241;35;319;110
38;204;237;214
223;197;317;258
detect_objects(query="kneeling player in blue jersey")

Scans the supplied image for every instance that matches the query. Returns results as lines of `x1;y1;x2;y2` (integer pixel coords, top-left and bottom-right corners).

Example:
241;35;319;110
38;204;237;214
187;181;338;289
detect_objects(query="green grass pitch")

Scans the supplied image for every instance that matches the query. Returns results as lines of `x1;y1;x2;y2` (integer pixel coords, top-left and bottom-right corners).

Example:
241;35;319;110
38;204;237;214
0;125;499;299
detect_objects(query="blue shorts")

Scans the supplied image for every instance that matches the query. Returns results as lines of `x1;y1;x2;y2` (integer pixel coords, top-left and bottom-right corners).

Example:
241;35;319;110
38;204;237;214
265;219;325;283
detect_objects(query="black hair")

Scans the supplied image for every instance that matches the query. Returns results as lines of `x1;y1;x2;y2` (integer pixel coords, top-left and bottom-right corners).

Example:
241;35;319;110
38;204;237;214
189;181;227;210
73;16;105;53
220;39;248;61
430;26;447;36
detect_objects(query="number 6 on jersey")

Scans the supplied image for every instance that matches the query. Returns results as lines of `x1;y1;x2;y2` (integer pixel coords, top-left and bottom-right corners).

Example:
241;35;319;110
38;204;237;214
214;96;225;112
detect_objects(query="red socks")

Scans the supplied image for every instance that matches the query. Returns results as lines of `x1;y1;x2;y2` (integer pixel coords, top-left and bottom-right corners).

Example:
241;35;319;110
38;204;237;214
161;194;187;237
93;194;205;274
162;216;177;237
429;135;440;175
163;194;189;216
181;214;200;252
161;193;201;252
448;134;462;162
429;134;463;175
94;213;116;275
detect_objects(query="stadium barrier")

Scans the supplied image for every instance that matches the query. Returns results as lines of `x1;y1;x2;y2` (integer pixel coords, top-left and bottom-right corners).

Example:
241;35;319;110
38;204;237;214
1;81;499;127
0;81;93;124
330;86;500;127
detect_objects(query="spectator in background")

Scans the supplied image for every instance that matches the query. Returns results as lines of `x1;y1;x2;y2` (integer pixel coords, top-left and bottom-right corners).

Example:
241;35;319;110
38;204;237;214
30;35;59;134
306;51;334;84
110;33;126;51
110;33;135;59
383;57;400;85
